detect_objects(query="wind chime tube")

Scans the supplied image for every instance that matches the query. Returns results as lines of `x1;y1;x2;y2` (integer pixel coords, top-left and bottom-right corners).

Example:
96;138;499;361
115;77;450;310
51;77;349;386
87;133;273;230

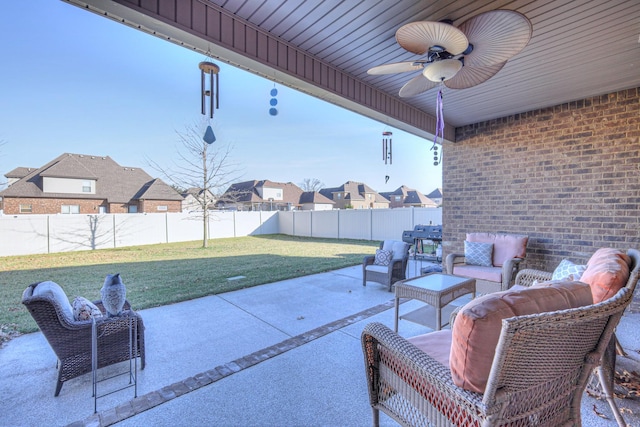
383;139;386;163
209;71;214;119
215;73;220;109
389;138;392;164
201;71;206;116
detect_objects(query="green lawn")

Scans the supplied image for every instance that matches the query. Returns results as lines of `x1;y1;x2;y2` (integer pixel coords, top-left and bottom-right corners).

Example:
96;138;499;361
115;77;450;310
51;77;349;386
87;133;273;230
0;235;377;337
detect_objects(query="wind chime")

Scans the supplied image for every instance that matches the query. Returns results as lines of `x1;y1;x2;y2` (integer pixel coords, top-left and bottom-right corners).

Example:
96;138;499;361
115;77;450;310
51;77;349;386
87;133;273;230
199;60;219;145
199;61;220;120
431;89;443;166
382;131;392;183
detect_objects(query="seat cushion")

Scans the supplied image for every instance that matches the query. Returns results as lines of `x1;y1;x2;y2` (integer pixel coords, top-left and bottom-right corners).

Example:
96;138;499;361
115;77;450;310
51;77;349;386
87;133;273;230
580;248;631;303
32;281;74;321
407;330;452;367
467;233;528;267
450;280;593;393
365;264;389;274
452;264;502;283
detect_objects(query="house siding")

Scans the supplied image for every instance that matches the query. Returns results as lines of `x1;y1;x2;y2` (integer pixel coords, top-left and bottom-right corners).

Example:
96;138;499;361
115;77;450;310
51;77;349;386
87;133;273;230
444;87;640;271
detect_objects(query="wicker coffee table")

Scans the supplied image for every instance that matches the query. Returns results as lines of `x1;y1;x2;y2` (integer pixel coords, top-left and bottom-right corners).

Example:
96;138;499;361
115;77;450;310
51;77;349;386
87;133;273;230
394;273;476;332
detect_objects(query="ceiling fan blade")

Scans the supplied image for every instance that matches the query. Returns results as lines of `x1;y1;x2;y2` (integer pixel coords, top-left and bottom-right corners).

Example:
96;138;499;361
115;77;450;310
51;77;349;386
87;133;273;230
399;74;438;98
457;10;532;67
444;61;506;89
396;21;468;56
367;61;424;75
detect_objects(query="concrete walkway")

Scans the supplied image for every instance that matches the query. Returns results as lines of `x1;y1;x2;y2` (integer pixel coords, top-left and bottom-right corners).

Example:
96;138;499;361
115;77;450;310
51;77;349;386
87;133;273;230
1;261;638;426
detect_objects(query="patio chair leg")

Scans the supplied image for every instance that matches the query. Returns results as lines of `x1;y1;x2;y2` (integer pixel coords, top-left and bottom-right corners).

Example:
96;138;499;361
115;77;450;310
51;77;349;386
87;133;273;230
372;407;379;427
597;366;627;427
54;378;63;397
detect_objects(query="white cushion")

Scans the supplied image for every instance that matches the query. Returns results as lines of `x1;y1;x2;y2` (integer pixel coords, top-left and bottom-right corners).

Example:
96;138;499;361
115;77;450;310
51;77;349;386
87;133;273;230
382;240;407;260
32;281;74;321
365;265;389;274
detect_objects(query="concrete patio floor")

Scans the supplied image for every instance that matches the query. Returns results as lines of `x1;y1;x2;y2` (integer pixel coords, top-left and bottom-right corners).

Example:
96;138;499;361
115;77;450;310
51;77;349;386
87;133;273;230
1;260;638;427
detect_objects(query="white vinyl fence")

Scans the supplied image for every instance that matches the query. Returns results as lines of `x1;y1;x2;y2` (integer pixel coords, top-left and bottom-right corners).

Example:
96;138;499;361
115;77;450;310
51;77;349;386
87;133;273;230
0;208;441;257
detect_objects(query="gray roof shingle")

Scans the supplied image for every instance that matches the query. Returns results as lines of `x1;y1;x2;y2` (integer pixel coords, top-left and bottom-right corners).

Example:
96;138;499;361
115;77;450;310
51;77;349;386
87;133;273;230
0;153;181;203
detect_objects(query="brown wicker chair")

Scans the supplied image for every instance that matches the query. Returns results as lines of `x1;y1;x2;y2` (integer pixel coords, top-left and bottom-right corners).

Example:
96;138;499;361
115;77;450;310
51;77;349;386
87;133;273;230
22;281;145;396
513;248;640;427
362;283;634;427
363;240;411;292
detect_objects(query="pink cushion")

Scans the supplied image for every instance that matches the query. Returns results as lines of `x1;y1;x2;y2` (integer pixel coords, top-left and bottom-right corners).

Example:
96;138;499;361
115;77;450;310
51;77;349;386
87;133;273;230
407;330;452;367
580;248;631;303
467;233;528;267
450;280;593;393
452;265;502;283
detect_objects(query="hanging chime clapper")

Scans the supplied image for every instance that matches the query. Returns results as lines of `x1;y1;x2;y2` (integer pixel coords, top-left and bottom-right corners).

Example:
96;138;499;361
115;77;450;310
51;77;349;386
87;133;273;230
199;61;220;118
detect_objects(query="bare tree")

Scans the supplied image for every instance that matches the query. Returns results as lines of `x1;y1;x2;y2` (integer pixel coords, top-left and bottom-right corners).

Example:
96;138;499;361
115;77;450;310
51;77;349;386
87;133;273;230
299;178;325;192
148;119;241;248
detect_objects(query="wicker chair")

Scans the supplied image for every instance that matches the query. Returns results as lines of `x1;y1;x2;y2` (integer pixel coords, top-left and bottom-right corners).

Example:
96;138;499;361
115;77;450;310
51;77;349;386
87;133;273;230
361;284;634;427
445;233;528;294
513;248;640;427
22;281;145;396
363;240;411;292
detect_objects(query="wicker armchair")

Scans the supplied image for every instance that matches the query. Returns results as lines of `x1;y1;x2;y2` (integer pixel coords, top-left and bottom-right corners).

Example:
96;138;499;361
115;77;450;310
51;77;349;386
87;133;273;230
445;233;528;294
22;281;145;396
363;240;411;292
513;248;640;427
362;284;634;427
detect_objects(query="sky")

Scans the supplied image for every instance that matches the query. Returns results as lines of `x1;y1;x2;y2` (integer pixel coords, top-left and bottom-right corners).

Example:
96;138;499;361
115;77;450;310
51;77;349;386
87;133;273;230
0;0;442;195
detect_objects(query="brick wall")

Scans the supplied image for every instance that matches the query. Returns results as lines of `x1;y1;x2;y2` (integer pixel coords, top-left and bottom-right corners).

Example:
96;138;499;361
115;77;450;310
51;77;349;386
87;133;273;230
443;87;639;271
139;200;182;213
3;197;106;215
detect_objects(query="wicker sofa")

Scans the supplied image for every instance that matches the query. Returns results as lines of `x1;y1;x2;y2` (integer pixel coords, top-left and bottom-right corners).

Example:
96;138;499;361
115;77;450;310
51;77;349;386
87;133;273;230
22;281;145;396
362;247;638;427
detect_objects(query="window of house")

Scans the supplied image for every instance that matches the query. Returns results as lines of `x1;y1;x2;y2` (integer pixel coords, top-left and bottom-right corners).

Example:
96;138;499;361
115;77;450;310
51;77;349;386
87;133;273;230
395;196;402;201
157;205;168;211
61;205;80;214
128;205;138;213
19;204;32;213
337;193;342;199
82;180;92;193
368;194;372;199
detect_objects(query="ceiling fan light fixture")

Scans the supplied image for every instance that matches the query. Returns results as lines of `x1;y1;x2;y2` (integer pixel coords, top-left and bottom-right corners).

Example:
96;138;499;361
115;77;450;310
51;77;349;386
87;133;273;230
423;59;462;82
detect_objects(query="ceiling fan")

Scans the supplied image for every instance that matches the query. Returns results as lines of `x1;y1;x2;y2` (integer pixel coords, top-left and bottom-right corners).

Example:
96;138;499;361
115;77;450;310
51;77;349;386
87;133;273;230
367;10;532;98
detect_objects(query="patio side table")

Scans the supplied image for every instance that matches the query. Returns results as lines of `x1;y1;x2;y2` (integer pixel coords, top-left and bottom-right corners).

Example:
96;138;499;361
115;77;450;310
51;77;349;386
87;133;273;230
394;273;476;332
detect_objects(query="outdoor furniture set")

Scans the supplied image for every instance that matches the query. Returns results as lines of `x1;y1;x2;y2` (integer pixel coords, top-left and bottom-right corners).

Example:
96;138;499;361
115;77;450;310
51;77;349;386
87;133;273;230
21;281;145;397
362;245;639;427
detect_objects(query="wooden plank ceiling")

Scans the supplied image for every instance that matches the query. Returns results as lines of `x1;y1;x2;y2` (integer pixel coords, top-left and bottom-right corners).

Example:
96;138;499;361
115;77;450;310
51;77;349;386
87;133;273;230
65;0;640;140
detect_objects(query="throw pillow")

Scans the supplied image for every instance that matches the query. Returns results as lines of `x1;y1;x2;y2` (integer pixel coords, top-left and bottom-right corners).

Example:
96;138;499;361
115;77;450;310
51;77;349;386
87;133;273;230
450;280;593;393
374;249;392;266
464;241;493;267
580;248;631;303
72;296;103;321
552;259;587;281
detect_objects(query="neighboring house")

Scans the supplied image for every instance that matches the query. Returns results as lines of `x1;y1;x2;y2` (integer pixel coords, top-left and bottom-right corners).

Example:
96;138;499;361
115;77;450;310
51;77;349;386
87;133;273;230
217;179;334;211
426;188;443;206
380;185;438;208
0;153;183;214
181;187;216;212
319;181;390;209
